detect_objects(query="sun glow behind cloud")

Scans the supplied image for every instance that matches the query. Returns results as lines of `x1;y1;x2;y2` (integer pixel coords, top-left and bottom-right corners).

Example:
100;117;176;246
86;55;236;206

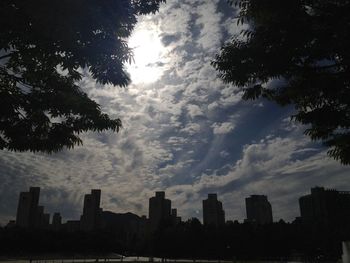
127;21;168;84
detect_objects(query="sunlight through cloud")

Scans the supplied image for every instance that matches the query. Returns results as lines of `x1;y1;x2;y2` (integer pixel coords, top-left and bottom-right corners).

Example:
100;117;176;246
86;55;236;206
127;21;168;84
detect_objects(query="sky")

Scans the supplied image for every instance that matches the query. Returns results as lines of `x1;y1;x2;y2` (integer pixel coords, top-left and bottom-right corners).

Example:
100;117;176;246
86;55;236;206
0;0;349;225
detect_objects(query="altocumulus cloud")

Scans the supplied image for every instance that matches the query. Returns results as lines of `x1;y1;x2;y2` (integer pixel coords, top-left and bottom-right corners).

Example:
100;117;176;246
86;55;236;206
0;0;349;225
212;122;235;135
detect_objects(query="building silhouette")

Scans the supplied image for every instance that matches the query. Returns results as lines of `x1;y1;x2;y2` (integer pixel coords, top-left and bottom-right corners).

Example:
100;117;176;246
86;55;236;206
202;193;225;227
299;186;350;226
80;189;102;231
16;187;50;228
65;220;80;232
171;208;181;225
149;191;171;230
245;195;273;224
36;205;50;229
52;212;62;231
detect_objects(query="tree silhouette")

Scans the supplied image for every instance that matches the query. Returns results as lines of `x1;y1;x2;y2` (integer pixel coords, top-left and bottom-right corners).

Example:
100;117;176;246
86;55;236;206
0;0;165;153
212;0;350;164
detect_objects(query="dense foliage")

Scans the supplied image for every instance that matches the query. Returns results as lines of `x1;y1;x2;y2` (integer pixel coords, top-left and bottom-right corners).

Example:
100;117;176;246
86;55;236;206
1;219;349;260
212;0;350;164
0;0;165;152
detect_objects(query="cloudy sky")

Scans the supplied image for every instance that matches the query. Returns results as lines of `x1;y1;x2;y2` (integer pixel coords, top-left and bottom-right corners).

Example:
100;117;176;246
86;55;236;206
1;0;349;225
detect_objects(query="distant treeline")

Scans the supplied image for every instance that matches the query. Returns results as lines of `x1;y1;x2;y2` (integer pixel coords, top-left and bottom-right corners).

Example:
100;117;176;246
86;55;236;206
0;219;349;261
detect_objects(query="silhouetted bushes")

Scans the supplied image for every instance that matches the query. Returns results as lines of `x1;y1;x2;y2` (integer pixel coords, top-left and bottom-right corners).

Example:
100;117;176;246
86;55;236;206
0;219;348;260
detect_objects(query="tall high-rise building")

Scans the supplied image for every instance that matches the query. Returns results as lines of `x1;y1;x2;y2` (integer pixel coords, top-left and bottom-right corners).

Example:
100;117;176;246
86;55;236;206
245;195;273;225
80;189;102;231
42;213;50;229
52;212;62;231
30;187;40;209
299;186;350;226
16;187;42;228
149;191;171;231
16;192;33;228
171;208;181;225
202;193;225;227
36;206;49;228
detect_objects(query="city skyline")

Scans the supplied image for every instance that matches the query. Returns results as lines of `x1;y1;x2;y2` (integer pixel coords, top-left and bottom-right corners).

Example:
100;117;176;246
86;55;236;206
4;182;349;226
3;187;350;260
7;185;350;227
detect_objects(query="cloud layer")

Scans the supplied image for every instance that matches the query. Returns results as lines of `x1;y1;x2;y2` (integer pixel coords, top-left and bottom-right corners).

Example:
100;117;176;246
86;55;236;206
0;0;349;225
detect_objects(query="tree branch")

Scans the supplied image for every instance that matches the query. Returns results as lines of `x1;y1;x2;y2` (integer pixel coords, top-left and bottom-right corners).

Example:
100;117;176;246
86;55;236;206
0;53;12;60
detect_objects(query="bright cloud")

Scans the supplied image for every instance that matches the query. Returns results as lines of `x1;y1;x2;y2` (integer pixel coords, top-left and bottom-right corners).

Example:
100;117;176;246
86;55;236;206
0;0;348;226
127;17;170;84
212;122;235;134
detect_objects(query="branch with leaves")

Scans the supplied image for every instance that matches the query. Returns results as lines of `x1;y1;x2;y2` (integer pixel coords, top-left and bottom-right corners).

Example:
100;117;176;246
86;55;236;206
0;0;165;153
213;0;350;164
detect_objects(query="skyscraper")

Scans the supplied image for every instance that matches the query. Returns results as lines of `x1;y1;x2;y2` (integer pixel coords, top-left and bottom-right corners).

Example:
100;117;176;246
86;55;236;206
52;212;62;231
202;193;225;227
16;187;41;228
16;191;33;228
80;189;102;231
171;208;181;225
299;186;350;226
35;205;48;228
245;195;273;224
149;191;171;231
